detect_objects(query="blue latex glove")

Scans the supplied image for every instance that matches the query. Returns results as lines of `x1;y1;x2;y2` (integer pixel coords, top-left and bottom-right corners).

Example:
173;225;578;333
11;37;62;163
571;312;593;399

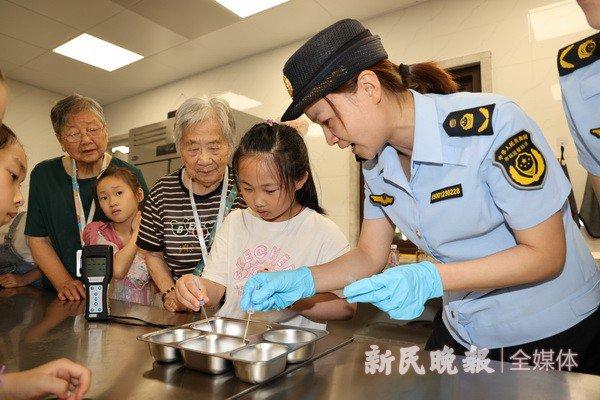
343;261;443;320
241;267;316;312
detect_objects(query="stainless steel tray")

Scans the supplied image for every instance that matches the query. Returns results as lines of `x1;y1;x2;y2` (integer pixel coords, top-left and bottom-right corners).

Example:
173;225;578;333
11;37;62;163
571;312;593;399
137;316;328;383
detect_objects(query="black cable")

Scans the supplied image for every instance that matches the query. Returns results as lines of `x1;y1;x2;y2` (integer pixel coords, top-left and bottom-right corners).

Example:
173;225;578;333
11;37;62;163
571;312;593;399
108;315;174;329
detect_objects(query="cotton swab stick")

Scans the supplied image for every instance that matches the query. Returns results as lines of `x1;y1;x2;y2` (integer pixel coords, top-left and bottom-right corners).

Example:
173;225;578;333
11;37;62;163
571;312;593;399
242;309;253;343
200;304;213;333
195;278;213;333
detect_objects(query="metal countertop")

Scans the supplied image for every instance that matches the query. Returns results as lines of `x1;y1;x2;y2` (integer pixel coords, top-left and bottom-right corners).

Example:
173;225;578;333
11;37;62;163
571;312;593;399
1;287;598;399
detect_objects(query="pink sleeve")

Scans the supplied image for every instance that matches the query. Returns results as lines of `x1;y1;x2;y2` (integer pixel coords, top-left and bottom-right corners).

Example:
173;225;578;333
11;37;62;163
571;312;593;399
83;221;123;248
82;222;102;245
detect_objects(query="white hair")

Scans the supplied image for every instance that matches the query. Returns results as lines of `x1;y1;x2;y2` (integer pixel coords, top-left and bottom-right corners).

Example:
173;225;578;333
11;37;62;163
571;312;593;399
173;96;236;152
51;94;106;135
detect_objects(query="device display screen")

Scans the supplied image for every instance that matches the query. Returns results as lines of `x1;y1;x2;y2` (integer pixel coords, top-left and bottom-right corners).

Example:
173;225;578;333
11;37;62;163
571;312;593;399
86;257;107;277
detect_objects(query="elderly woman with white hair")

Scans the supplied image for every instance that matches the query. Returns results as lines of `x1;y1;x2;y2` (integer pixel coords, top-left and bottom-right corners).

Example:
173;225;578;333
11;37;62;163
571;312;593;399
137;97;245;312
25;94;148;301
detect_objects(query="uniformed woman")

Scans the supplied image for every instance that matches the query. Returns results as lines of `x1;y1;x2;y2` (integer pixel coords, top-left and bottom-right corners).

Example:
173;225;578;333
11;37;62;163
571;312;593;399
241;19;600;374
558;1;600;203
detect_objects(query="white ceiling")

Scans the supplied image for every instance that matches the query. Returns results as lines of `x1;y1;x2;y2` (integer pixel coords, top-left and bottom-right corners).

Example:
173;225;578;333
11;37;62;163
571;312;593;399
0;0;423;104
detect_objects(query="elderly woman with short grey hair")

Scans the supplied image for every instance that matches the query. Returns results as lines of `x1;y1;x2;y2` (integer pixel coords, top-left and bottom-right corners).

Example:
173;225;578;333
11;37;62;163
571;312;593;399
137;96;245;312
25;94;148;301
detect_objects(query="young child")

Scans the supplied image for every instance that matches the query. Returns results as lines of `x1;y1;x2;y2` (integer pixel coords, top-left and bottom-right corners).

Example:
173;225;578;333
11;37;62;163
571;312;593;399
0;124;42;289
83;166;156;306
0;124;27;249
0;211;43;288
0;126;90;398
0;69;91;400
176;122;356;329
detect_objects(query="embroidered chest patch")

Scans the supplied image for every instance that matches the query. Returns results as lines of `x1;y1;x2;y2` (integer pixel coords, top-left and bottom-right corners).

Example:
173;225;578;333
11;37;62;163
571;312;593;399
493;131;546;189
430;184;463;203
369;194;394;206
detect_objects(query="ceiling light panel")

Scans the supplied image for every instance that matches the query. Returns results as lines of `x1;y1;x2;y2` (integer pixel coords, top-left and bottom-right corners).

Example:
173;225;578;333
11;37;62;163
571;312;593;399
214;0;290;18
218;91;262;110
528;0;591;41
53;33;144;72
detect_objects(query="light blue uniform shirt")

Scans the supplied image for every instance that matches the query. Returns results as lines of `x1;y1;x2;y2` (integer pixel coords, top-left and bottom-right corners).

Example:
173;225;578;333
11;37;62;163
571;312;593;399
362;89;600;349
558;32;600;175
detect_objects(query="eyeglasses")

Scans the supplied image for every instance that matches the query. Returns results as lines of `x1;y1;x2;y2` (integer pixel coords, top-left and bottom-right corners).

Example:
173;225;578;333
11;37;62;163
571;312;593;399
61;125;105;143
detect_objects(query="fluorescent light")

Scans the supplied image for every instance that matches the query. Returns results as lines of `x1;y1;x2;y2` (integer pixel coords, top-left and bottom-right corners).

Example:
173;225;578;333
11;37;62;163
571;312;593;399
528;0;591;41
111;145;130;154
551;83;562;101
214;0;290;18
218;91;261;110
53;33;143;72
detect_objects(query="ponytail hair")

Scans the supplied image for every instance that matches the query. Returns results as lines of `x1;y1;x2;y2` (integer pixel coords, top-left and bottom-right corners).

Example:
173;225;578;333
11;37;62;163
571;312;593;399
336;59;458;95
233;122;325;215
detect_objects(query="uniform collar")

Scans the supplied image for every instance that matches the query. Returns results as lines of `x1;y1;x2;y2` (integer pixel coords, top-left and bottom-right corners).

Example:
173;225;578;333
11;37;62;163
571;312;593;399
363;90;466;185
413;90;469;167
410;90;444;165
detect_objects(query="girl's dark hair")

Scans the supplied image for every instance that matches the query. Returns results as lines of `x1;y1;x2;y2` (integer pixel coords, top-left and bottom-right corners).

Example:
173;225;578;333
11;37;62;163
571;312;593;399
0;123;18;151
0;68;4;82
93;166;144;210
233;122;325;215
336;59;459;95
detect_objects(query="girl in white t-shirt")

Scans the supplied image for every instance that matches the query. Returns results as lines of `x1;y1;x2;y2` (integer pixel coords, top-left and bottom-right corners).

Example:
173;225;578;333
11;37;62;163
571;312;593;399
175;121;356;329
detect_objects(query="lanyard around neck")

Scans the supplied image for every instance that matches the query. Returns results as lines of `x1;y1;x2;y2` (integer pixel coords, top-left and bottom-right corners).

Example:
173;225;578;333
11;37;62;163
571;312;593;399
70;154;111;245
187;166;230;266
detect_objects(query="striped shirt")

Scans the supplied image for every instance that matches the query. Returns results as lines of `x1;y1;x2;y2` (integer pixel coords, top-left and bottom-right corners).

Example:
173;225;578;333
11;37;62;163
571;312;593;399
137;167;245;278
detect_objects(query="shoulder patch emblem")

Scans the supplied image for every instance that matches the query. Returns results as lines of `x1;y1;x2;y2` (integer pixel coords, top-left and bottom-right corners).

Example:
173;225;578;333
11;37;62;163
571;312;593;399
591;128;600;138
283;75;294;97
558;32;600;76
370;194;394;207
443;104;495;137
430;184;463;204
493;131;546;190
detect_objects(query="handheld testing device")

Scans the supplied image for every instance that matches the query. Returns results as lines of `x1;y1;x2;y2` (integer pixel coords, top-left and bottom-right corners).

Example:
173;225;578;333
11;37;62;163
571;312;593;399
76;245;113;321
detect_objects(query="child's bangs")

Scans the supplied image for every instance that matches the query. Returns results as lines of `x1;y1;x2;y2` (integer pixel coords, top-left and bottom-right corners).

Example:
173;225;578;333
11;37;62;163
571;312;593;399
238;152;293;192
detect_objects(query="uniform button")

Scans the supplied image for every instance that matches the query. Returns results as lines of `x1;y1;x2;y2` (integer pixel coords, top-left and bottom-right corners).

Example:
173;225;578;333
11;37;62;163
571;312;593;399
415;229;422;239
451;311;456;318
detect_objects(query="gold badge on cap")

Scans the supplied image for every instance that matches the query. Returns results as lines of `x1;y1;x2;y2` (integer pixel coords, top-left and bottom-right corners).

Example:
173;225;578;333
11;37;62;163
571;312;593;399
493;130;546;189
591;128;600;138
283;75;293;98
